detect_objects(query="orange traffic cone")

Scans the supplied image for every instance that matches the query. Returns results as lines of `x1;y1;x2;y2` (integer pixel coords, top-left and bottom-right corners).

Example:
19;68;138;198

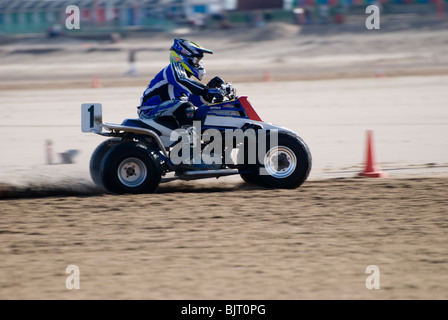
375;65;385;78
92;76;102;88
359;130;388;177
263;70;272;82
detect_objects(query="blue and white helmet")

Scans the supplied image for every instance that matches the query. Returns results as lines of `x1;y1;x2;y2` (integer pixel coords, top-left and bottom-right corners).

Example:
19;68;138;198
169;38;213;81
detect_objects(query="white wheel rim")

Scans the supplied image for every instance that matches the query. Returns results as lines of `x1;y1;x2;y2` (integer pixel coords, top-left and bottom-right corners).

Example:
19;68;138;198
118;158;147;187
264;146;297;179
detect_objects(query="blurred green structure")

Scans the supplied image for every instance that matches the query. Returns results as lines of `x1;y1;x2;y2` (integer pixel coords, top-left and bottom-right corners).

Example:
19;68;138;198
0;0;446;36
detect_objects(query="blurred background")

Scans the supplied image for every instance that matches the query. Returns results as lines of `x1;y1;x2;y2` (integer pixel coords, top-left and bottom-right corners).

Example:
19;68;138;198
1;0;447;85
0;0;446;35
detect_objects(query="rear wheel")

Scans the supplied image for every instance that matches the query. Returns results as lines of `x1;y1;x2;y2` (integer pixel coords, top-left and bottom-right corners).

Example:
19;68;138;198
100;142;162;194
90;138;121;189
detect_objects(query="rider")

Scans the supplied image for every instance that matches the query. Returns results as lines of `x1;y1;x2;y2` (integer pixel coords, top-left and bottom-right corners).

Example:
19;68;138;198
138;38;225;128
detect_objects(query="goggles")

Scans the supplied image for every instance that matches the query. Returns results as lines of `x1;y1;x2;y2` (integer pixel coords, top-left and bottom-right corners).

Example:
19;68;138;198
190;56;203;68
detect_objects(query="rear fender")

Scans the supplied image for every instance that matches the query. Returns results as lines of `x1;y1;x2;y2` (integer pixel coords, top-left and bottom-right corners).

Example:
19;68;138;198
81;103;168;158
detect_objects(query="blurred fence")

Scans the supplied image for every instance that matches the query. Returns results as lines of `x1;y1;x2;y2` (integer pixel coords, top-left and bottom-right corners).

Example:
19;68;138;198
0;0;446;35
0;0;187;35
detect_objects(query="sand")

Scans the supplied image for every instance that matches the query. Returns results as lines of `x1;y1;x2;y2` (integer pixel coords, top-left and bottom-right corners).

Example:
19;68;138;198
1;18;448;300
1;177;447;300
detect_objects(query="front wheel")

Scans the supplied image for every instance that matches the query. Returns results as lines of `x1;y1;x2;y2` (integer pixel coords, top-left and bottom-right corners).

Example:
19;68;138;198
100;142;162;194
244;132;312;189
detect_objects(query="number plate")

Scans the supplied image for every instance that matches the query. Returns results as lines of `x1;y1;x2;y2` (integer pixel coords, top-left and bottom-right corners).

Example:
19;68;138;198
81;103;102;133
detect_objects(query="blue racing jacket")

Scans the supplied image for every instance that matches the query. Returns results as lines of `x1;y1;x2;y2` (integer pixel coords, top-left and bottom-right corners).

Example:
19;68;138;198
140;62;209;108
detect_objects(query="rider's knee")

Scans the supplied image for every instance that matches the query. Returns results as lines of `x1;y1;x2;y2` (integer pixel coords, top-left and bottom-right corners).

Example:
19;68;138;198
184;102;195;120
174;101;195;126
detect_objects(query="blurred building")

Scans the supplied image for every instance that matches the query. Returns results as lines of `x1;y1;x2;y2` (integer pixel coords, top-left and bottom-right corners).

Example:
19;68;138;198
0;0;446;35
237;0;283;10
0;0;232;34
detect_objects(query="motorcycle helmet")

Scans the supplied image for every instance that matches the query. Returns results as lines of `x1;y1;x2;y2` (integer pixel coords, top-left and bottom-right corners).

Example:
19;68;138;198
169;38;213;81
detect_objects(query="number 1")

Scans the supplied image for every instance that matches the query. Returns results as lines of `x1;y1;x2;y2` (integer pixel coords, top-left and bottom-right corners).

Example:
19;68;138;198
88;105;94;128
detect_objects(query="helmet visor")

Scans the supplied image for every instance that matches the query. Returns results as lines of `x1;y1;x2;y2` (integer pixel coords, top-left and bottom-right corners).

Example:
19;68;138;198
190;56;203;68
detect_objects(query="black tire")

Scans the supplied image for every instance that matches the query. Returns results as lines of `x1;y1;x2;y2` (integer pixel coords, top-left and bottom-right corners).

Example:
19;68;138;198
239;171;259;184
100;141;162;194
238;162;262;185
253;132;312;189
237;135;263;185
90;138;122;189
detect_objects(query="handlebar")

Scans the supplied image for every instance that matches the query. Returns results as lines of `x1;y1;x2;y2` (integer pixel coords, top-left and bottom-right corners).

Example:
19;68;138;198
206;76;236;103
220;82;236;101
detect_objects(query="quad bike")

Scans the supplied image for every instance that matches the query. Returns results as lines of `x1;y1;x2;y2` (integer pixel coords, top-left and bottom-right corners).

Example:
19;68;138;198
81;80;311;194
